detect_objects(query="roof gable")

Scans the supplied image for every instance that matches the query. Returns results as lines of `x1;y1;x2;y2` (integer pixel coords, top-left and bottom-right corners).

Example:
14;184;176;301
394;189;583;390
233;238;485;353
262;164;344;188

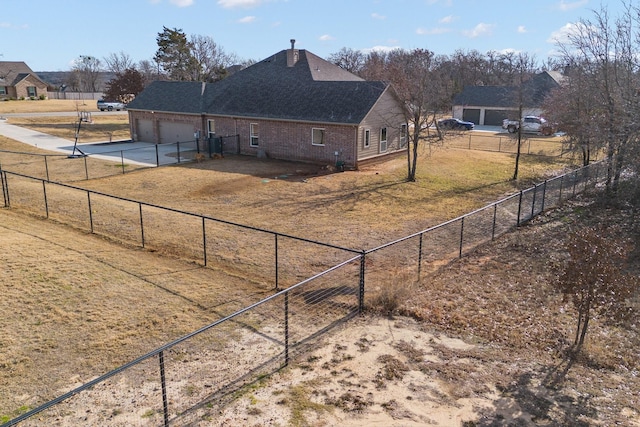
0;61;44;86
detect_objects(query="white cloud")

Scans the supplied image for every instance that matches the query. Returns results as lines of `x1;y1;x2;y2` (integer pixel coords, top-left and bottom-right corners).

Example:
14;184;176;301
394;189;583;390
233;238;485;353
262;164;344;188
556;0;588;11
371;13;386;20
217;0;263;8
416;27;451;35
462;23;494;38
319;34;334;41
170;0;193;6
238;16;256;23
517;25;527;33
547;22;587;44
439;15;455;24
361;45;402;54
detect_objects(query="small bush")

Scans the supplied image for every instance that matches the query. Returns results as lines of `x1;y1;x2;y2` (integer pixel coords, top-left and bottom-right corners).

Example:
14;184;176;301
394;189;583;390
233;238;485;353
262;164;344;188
367;272;415;317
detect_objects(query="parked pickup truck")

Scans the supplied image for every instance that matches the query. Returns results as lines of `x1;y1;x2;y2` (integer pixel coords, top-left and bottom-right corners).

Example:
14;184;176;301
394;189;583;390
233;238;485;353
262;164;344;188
97;99;126;111
502;116;555;136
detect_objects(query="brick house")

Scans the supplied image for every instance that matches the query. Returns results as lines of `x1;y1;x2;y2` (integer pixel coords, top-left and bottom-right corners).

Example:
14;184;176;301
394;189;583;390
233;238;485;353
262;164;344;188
0;61;49;100
452;71;563;125
126;42;408;168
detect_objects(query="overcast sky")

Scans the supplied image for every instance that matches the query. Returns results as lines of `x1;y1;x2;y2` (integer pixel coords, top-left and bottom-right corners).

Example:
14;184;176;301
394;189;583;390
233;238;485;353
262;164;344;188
0;0;629;71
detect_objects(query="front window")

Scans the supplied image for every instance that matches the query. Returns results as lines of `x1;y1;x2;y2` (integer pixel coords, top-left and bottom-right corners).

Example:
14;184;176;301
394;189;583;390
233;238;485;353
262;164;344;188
0;86;6;95
364;129;370;148
312;128;325;146
250;123;259;146
207;119;216;138
27;86;37;97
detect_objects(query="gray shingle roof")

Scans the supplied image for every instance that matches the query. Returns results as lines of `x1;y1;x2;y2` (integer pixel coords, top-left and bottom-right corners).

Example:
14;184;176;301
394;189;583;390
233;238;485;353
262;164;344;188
128;49;389;125
0;61;43;86
453;71;562;108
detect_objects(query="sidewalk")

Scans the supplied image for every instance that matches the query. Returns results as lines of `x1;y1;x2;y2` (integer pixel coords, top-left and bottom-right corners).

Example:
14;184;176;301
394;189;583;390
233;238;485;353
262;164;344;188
0;118;157;166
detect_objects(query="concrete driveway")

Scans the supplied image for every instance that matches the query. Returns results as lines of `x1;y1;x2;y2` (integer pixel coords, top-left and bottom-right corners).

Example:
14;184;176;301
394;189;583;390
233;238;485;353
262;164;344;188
0;117;190;167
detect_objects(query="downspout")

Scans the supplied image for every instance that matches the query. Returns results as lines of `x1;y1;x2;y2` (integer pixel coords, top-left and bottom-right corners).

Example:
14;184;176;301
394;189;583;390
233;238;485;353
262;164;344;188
353;126;359;169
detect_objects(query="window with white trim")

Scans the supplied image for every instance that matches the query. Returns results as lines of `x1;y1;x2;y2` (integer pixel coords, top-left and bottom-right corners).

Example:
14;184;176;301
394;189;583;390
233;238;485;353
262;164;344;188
380;127;388;152
0;86;6;95
312;128;325;146
250;123;259;146
400;124;407;146
27;86;37;98
364;129;370;148
207;119;216;138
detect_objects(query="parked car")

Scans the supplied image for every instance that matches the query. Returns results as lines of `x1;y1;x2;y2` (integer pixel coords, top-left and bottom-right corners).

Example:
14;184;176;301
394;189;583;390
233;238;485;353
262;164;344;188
502;116;556;136
438;118;475;131
97;99;126;111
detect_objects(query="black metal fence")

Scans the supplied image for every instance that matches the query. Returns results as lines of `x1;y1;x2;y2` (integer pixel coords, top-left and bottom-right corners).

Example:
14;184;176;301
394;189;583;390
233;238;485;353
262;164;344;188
0;160;607;427
0;139;201;182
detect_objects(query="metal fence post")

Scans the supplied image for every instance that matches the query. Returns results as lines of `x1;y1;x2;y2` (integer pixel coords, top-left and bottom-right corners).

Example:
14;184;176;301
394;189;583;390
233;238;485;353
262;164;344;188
87;191;94;233
491;203;498;240
458;217;464;258
159;351;170;427
275;234;279;291
43;180;48;218
530;184;537;219
0;167;9;208
121;151;125;174
44;155;50;181
177;141;181;164
83;155;89;180
517;190;523;227
359;251;366;314
541;180;547;213
417;233;423;280
202;217;207;266
139;202;145;248
284;291;289;366
155;144;160;167
558;174;564;205
572;170;578;196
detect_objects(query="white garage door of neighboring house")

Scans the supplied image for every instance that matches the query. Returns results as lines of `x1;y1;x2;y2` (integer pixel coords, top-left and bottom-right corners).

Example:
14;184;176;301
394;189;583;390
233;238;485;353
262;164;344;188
136;119;154;142
159;122;194;144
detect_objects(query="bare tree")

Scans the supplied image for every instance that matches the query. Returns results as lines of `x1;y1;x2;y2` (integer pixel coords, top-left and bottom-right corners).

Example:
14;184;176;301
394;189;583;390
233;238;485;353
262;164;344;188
557;227;636;350
190;34;236;82
366;48;453;181
327;47;365;74
554;3;640;195
71;55;102;92
103;51;135;75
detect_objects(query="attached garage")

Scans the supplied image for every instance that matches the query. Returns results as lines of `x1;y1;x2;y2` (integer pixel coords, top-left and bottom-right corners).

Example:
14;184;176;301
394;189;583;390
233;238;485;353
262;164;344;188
462;109;481;124
484;110;512;126
135;119;154;142
158;121;195;144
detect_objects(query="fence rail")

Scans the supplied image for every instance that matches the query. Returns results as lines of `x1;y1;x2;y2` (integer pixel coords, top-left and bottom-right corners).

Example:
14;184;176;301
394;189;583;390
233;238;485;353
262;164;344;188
0;139;204;182
0;160;607;427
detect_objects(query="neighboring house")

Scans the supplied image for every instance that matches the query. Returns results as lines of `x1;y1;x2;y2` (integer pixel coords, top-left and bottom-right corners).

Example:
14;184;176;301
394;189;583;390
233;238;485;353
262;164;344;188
0;61;49;100
126;42;407;168
452;71;563;125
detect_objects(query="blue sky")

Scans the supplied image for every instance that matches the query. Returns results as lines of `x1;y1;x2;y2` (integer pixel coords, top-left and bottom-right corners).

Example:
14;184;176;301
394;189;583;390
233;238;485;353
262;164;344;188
0;0;627;71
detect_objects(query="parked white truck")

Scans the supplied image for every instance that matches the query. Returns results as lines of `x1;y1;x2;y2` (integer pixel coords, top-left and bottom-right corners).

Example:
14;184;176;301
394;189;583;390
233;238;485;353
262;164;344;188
502;116;555;136
97;99;126;111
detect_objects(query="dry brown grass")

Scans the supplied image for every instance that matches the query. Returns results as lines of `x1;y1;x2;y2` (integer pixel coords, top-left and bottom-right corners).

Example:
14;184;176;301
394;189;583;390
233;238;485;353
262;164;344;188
5;114;130;143
0;99;98;114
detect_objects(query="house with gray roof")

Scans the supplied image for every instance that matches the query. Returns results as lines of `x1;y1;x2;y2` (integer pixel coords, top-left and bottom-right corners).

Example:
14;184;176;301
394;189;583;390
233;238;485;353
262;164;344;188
0;62;48;100
452;71;563;126
126;42;407;168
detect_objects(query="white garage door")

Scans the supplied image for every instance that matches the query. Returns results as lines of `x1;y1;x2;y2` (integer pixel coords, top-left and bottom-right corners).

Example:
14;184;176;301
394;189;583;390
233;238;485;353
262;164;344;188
136;119;154;142
159;122;194;144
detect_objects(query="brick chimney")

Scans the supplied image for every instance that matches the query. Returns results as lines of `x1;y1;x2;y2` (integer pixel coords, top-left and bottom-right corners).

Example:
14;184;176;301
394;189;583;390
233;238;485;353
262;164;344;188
287;39;299;67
